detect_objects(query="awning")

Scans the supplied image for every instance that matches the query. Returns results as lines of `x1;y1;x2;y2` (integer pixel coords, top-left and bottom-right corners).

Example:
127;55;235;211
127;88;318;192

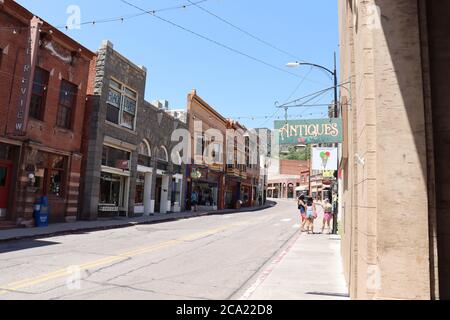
295;186;308;192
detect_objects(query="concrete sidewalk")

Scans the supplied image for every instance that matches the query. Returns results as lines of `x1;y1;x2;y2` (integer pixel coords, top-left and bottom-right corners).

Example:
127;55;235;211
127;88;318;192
240;232;349;300
0;203;274;242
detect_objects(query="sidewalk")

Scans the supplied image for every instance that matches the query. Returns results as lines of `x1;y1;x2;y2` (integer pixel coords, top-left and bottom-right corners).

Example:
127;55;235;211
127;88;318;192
0;202;274;242
240;232;349;300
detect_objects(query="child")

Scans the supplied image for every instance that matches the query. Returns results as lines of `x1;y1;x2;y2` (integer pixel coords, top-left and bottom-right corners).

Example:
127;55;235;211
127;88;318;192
298;195;307;232
305;197;317;234
322;199;333;234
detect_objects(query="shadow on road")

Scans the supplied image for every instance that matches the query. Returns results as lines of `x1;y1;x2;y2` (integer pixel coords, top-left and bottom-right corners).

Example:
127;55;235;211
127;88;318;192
0;239;60;254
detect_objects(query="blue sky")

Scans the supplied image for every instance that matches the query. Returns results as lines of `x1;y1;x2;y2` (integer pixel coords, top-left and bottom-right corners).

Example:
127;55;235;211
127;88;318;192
15;0;339;128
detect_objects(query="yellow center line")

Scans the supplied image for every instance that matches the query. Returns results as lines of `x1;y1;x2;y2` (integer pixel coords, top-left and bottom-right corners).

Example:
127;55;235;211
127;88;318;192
0;222;243;296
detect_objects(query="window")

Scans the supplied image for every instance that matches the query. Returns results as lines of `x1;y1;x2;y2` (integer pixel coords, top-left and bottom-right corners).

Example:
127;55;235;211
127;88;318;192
102;145;131;170
34;152;66;197
135;173;145;205
100;173;122;206
138;142;152;167
57;80;77;129
29;67;49;121
106;79;137;130
212;143;221;164
196;134;204;156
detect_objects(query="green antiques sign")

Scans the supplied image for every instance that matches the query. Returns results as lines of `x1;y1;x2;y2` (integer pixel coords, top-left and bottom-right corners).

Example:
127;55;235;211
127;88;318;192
274;119;343;145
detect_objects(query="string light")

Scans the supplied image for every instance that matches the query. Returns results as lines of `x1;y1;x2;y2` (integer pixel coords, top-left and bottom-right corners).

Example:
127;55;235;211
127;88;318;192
0;0;210;33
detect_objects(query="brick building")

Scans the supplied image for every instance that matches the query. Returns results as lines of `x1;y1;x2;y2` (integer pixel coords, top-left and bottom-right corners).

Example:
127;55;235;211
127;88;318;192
186;90;261;210
267;160;309;199
338;0;450;299
186;90;227;211
0;0;95;225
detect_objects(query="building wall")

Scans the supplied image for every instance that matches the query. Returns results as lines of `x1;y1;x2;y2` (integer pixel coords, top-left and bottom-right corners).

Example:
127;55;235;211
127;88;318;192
424;0;450;300
0;0;94;223
81;41;146;220
186;90;228;210
279;160;309;176
136;101;188;212
339;0;434;300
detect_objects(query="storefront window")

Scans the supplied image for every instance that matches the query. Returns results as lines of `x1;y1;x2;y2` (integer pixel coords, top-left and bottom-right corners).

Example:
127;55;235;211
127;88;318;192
171;178;181;205
100;173;122;206
33;152;66;197
193;182;218;207
102;145;131;170
135;173;145;205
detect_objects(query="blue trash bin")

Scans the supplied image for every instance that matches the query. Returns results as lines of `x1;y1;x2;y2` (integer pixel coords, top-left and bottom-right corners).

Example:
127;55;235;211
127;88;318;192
34;196;49;227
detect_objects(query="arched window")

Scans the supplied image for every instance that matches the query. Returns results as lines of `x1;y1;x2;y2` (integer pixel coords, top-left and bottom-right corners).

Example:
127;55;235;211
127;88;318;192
156;146;168;162
156;146;169;171
138;140;152;167
139;140;151;157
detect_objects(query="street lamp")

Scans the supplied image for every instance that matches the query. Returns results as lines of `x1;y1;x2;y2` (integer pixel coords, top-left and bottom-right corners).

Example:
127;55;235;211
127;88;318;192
286;52;340;235
286;52;339;118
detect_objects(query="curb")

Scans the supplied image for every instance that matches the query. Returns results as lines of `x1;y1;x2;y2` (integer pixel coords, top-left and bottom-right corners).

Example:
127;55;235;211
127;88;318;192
0;202;276;243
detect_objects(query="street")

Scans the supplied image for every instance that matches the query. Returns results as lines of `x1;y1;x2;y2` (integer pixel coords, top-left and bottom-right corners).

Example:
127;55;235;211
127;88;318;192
0;200;307;300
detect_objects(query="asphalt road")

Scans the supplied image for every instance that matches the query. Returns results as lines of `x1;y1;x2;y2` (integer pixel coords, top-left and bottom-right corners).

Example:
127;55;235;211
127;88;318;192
0;199;302;300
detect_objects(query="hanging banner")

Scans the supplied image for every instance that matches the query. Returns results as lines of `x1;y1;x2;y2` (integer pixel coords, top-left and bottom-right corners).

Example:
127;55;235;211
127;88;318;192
274;119;343;145
312;147;338;171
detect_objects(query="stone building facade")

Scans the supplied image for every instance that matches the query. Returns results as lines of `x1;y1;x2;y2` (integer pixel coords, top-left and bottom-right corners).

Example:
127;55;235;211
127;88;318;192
338;0;450;300
135;101;187;215
0;0;94;225
80;40;187;220
81;40;146;219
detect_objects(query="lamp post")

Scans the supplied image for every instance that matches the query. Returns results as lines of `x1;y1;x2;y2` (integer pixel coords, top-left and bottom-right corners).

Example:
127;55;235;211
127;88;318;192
286;52;340;234
286;52;338;118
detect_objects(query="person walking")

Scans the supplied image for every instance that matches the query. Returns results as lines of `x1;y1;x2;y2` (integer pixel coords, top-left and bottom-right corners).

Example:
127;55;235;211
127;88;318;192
191;190;199;212
298;195;307;232
322;199;334;234
305;197;317;234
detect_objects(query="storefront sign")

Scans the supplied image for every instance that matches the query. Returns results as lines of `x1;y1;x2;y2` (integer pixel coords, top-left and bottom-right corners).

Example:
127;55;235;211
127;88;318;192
191;169;202;180
323;170;336;178
14;18;42;136
115;160;130;170
312;147;338;171
274;119;343;145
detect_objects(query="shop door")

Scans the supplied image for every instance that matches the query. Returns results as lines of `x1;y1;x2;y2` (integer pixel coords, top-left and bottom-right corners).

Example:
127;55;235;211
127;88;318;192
155;177;162;213
0;161;12;218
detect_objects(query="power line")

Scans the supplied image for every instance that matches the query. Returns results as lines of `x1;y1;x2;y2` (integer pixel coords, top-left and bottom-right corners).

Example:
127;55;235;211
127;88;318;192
119;0;303;80
186;0;304;62
283;67;314;104
0;0;210;31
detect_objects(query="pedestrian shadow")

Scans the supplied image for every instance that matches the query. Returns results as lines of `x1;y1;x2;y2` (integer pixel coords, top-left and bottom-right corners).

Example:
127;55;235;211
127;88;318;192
0;239;60;254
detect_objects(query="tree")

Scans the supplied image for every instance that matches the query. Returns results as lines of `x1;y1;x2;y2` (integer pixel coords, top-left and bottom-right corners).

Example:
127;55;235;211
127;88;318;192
281;146;311;161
